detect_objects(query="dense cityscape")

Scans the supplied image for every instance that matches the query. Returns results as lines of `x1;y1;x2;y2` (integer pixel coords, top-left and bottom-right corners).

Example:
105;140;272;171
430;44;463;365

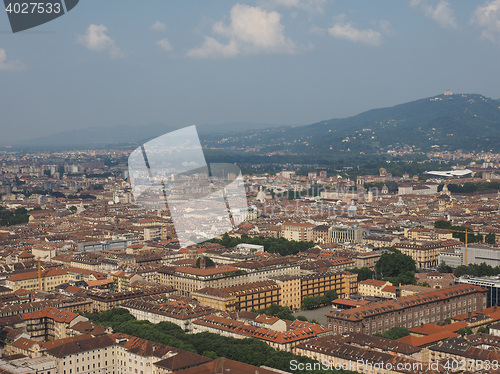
4;1;500;373
0;145;498;373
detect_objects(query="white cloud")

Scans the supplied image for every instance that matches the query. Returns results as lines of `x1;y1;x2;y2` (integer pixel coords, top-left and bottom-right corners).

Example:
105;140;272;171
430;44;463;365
328;17;388;46
410;0;458;29
472;0;500;43
260;0;327;14
187;4;296;58
77;24;123;58
150;21;167;32
0;49;25;71
156;38;173;52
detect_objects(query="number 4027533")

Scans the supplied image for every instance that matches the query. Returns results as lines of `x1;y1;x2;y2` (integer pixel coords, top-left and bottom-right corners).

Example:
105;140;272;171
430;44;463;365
5;2;62;14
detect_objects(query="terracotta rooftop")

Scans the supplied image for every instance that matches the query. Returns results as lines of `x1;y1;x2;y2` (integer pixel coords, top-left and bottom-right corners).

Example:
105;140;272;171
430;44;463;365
398;331;458;347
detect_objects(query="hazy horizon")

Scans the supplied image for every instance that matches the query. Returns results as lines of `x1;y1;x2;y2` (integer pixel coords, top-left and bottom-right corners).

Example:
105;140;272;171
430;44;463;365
2;1;500;142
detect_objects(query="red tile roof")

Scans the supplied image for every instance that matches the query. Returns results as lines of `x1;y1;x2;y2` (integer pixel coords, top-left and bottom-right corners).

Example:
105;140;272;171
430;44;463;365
22;306;80;323
398;331;458;347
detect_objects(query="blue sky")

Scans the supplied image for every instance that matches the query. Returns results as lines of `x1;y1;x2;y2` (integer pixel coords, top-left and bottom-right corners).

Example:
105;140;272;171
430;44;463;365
2;0;500;142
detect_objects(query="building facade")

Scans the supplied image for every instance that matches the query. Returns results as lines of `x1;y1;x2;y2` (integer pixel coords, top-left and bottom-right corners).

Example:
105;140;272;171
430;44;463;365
327;284;487;335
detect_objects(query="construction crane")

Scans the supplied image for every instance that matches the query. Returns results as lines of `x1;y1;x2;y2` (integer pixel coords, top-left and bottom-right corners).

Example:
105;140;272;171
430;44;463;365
38;257;41;291
440;227;472;266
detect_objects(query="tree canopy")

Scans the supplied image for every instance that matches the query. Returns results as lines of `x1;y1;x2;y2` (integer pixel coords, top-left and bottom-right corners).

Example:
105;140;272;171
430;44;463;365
209;233;315;256
374;327;410;340
454;262;500;277
0;206;29;226
375;249;416;285
86;309;352;374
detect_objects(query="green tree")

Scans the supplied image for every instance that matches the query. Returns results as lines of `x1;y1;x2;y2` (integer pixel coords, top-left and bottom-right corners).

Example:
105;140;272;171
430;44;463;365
417;281;431;288
195;256;216;268
374;327;410;340
438;261;453;273
276;307;295;321
301;296;321;310
485;233;496;245
477;326;490;334
375;249;416;285
457;327;473;336
345;267;373;281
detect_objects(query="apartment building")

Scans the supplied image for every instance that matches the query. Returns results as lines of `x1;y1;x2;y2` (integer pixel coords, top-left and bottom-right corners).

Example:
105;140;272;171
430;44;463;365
190;271;358;312
63;285;175;312
395;239;462;269
192;314;331;352
157;265;248;296
190;287;237;311
330;227;363;244
121;299;213;332
159;258;300;296
192;281;280;312
327;284;487;335
358;279;392;298
22;306;88;341
294;333;432;374
405;227;453;242
281;222;314;241
301;271;358;299
312;225;330;243
232;258;301;282
271;275;301;310
415;272;456;290
5;268;72;292
354;251;381;270
45;333;211;374
362;235;400;248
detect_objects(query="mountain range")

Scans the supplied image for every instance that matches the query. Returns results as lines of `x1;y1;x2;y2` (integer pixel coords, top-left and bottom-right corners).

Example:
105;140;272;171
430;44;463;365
201;93;500;154
17;93;500;154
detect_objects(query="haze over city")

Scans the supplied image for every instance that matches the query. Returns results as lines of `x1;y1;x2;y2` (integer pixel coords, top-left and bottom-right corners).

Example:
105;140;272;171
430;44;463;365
2;0;500;142
3;2;500;374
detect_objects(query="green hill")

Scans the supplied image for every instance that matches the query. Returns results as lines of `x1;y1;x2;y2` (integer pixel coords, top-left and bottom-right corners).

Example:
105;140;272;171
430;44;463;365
202;93;500;154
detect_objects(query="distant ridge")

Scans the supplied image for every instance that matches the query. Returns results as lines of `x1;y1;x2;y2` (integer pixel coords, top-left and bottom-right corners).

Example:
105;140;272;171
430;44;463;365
202;93;500;154
19;122;289;148
17;93;500;153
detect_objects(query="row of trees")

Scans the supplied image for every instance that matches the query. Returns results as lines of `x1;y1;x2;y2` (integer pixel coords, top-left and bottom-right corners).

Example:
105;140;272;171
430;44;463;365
374;327;409;340
454;263;500;277
345;267;373;282
254;304;295;321
86;309;352;374
301;290;338;310
434;220;493;244
0;206;30;227
445;181;500;194
210;233;315;256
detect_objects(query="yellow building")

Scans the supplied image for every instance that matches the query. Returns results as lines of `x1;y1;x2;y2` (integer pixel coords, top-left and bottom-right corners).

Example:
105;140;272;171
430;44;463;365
301;271;357;300
5;268;71;292
395;240;461;269
191;288;237;312
271;275;302;310
193;281;280;312
358;279;393;298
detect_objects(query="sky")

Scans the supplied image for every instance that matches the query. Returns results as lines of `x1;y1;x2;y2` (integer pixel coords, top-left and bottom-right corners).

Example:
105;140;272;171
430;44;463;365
2;0;500;143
